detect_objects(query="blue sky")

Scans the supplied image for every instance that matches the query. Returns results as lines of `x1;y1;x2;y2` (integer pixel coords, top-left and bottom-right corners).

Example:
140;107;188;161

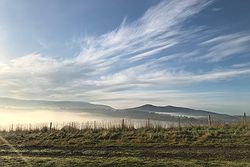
0;0;250;114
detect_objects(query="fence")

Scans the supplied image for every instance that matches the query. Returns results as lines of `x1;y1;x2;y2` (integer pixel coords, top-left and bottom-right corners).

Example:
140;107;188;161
0;113;248;132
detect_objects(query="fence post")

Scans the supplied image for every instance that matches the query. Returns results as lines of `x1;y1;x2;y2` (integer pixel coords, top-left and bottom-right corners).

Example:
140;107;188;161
94;121;96;130
178;116;181;130
208;115;212;127
49;122;52;130
243;112;247;126
121;119;125;129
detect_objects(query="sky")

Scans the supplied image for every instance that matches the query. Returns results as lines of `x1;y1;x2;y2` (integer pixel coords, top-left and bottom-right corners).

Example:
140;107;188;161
0;0;250;114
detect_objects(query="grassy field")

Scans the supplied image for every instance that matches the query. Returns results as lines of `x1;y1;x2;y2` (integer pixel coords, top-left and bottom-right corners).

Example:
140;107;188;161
0;122;249;167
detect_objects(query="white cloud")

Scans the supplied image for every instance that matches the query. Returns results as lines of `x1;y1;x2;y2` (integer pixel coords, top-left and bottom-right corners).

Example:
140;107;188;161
0;0;250;113
212;7;222;12
200;32;250;62
76;0;212;71
232;62;250;68
84;67;250;90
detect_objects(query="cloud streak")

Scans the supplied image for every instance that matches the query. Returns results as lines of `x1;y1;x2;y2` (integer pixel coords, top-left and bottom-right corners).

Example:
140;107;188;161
76;0;212;72
200;32;250;62
0;0;250;113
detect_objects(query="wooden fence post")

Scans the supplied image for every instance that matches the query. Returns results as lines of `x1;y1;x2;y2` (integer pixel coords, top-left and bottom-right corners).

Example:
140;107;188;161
49;122;52;130
178;116;181;130
208;115;212;127
243;112;247;126
121;119;125;129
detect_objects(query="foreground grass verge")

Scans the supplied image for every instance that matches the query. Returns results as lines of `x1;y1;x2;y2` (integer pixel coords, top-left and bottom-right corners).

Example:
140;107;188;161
1;156;249;167
0;124;249;166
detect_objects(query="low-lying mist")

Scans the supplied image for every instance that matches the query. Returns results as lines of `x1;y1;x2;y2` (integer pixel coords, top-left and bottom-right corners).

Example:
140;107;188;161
0;107;173;130
0;108;112;126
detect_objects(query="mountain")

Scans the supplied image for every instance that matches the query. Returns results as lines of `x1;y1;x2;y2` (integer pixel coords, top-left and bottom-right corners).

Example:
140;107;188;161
116;104;238;123
0;97;238;123
125;104;234;118
0;97;113;112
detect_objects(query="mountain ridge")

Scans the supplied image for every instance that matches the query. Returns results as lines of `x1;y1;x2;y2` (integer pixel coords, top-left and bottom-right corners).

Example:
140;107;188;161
0;97;113;111
0;97;238;122
122;104;236;120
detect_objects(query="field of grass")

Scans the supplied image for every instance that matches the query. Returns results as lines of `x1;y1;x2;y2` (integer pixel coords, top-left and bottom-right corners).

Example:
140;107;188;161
0;122;249;167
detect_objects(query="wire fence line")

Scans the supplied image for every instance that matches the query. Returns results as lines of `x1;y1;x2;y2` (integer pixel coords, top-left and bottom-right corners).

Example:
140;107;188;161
0;113;248;132
0;119;181;131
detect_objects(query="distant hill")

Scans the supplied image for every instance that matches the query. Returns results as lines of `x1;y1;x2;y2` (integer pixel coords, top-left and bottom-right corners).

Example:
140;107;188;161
0;97;113;112
0;97;238;123
118;104;238;123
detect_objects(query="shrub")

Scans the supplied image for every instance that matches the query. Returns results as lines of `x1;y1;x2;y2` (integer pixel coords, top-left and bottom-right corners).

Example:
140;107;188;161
40;126;49;133
61;125;79;132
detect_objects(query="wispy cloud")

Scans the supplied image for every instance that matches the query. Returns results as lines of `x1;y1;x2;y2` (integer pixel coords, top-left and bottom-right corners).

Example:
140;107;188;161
232;62;250;68
76;0;212;72
0;0;250;113
212;7;222;12
200;32;250;62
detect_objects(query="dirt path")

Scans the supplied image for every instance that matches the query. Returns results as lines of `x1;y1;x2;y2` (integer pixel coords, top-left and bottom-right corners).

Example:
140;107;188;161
0;145;249;160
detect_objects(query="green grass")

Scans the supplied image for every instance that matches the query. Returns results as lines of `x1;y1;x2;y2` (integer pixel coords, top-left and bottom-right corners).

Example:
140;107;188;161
1;124;249;147
1;156;249;167
0;124;249;166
